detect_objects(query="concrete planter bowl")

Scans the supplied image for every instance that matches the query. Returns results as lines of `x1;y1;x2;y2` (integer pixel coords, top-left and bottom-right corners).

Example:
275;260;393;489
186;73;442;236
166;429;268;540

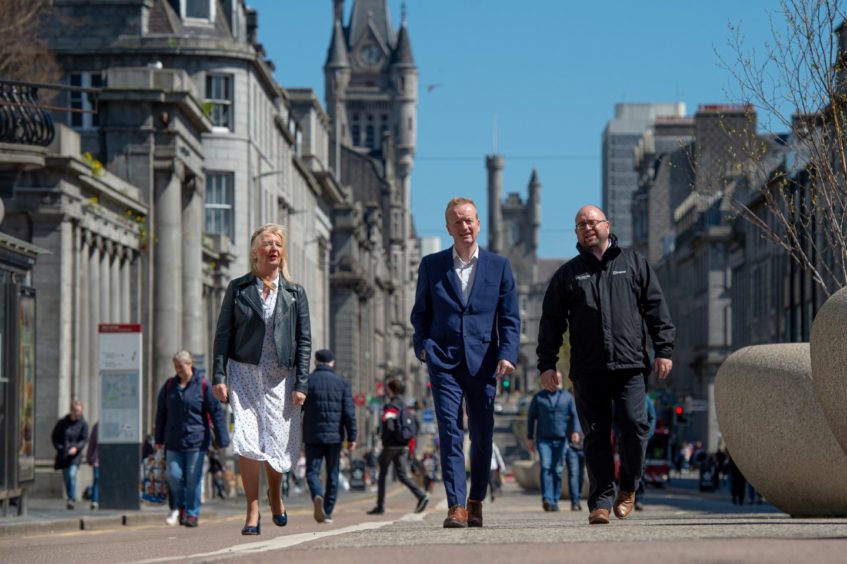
511;458;589;500
810;286;847;456
715;344;847;517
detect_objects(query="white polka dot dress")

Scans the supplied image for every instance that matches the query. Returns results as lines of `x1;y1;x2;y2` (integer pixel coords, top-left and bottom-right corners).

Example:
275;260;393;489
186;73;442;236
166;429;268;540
229;282;301;473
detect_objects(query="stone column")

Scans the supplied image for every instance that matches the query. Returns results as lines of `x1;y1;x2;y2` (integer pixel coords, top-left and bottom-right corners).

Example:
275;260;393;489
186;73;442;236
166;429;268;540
154;169;183;389
181;179;204;358
111;244;121;322
121;250;131;323
100;241;112;326
76;227;88;404
58;219;74;415
88;236;101;423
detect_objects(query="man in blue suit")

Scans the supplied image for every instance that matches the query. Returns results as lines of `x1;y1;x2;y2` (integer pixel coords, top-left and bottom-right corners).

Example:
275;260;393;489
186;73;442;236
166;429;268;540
411;197;520;528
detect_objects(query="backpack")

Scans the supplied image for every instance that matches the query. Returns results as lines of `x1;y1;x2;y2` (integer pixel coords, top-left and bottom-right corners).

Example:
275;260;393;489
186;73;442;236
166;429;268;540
392;403;417;443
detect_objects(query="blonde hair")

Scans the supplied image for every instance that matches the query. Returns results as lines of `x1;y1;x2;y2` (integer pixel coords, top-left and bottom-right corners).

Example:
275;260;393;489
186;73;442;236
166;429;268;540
172;350;193;365
249;223;294;282
444;197;478;220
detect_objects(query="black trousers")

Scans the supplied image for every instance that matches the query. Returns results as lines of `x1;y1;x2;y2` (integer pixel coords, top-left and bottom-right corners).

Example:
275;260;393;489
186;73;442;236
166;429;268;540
572;370;649;511
376;446;425;508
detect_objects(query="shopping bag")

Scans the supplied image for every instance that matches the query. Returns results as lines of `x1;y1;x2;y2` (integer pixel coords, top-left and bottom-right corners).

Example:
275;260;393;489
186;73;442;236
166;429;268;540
141;450;168;504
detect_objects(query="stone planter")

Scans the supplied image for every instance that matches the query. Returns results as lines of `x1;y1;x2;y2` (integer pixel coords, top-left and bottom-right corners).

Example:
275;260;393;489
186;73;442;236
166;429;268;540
715;344;847;517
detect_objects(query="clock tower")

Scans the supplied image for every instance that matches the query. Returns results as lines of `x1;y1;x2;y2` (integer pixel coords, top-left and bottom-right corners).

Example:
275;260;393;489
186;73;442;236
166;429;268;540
324;0;418;189
324;0;421;400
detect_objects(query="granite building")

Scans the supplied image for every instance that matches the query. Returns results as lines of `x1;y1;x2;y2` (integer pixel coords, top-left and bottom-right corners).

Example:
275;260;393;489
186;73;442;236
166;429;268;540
0;0;347;492
323;0;423;406
603;103;686;247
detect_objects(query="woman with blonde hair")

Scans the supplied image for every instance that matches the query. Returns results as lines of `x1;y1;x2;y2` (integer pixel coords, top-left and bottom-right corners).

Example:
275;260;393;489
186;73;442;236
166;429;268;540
212;223;312;535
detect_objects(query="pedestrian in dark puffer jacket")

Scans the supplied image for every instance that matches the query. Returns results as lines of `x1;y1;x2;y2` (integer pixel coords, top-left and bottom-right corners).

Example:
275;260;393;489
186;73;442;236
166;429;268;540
302;349;357;523
52;400;88;509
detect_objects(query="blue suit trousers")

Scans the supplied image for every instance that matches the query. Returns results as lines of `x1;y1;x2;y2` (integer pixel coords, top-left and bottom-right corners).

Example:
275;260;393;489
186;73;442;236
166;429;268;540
429;360;497;507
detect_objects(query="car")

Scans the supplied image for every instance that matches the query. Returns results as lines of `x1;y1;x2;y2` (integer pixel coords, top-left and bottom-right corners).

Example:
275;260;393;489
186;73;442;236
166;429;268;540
493;401;505;414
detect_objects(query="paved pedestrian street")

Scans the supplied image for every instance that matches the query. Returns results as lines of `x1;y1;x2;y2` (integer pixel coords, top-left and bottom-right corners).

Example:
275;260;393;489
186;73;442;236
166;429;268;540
2;478;846;563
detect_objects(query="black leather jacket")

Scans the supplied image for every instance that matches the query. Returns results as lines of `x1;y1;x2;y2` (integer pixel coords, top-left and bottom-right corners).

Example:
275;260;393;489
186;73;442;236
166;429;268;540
213;273;312;393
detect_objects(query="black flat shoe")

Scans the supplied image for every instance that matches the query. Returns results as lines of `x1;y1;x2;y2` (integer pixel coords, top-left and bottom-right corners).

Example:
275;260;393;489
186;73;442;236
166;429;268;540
272;511;288;526
241;514;261;536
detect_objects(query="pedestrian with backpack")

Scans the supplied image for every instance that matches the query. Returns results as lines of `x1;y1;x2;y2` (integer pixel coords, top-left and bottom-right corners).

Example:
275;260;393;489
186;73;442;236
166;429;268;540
155;350;230;528
367;379;429;515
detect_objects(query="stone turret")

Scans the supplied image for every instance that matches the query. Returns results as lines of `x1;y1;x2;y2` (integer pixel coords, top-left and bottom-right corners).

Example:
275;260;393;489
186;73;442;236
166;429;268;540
486;154;504;253
528;169;541;250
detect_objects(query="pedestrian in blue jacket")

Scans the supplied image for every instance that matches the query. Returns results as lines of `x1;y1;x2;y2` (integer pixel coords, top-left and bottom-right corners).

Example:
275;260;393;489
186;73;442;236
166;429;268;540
527;374;582;512
155;350;229;528
302;349;357;524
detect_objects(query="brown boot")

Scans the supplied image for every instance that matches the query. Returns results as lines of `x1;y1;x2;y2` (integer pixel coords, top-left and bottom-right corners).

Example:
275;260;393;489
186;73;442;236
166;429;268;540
467;499;483;527
443;505;468;528
588;507;610;525
613;490;636;520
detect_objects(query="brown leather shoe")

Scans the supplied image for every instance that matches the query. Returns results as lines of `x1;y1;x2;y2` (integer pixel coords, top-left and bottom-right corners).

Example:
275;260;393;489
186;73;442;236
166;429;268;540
467;499;483;527
588;507;610;525
613;490;636;519
443;505;468;528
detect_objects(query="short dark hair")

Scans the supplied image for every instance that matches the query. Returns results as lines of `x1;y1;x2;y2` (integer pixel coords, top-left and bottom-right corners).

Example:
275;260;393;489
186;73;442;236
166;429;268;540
386;378;405;396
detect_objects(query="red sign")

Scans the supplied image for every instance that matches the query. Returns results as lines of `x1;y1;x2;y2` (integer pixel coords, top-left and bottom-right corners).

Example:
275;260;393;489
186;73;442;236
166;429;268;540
375;381;385;397
353;393;366;407
99;323;142;333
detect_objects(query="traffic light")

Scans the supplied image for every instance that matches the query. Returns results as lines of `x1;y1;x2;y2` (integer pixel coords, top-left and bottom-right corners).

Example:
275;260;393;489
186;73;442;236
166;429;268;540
674;405;688;425
502;377;511;391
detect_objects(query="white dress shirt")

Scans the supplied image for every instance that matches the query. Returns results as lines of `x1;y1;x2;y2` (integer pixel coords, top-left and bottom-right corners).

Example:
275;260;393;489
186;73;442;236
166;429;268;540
452;245;479;304
255;274;279;320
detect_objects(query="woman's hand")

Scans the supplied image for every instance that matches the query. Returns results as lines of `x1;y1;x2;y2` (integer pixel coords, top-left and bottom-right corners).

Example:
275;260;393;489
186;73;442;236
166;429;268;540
291;391;306;406
213;383;228;403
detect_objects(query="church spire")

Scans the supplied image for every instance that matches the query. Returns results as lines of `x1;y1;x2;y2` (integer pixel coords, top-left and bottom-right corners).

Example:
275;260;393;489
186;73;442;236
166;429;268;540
390;15;414;65
325;15;349;67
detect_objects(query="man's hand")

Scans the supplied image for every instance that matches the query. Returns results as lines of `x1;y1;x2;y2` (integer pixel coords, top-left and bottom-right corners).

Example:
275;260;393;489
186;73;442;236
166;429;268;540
292;391;307;406
420;350;426;362
213;383;228;403
526;439;535;453
348;441;356;452
496;359;515;376
570;432;581;445
654;358;673;380
68;446;78;456
540;369;561;392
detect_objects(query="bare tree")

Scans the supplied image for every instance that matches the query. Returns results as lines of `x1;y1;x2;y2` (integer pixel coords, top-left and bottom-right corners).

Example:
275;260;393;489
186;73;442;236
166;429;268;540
0;0;59;84
721;0;847;296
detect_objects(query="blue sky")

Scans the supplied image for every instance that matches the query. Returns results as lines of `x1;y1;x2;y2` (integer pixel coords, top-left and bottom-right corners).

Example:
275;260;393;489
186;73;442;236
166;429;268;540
249;0;783;258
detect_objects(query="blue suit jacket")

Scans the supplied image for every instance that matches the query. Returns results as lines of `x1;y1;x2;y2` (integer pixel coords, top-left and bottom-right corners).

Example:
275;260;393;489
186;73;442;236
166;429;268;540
411;247;520;378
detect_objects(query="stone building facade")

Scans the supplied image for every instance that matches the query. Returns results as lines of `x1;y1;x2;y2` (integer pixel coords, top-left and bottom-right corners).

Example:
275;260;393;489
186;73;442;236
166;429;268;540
323;0;423;409
603;103;686;247
0;0;350;489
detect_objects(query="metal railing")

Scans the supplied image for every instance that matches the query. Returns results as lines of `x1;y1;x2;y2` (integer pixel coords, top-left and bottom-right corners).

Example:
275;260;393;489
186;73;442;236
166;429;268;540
0;79;101;147
0;80;56;146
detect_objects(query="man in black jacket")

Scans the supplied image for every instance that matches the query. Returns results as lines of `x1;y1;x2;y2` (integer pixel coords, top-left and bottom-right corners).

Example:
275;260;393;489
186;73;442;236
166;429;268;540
51;400;88;509
537;205;675;525
302;349;356;523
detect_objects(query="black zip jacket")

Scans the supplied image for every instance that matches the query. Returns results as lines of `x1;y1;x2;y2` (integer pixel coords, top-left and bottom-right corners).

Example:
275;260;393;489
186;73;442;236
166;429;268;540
536;235;675;376
213;272;312;393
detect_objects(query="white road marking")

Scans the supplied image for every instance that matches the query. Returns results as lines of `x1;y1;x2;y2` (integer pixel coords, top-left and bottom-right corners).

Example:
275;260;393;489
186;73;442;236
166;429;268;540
128;516;414;563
